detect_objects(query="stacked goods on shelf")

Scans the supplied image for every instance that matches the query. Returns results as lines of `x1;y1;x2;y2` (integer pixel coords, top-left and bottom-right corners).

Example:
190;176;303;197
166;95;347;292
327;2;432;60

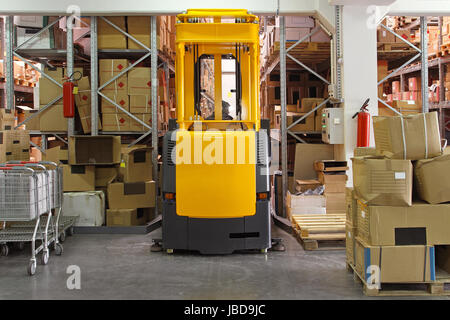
107;145;155;226
75;76;102;134
128;67;152;132
314;160;348;214
0;123;30;162
348;112;450;287
14;16;66;50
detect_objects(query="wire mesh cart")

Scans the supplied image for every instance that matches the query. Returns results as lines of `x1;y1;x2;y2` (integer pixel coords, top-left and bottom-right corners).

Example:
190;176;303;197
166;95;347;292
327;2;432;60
0;162;63;275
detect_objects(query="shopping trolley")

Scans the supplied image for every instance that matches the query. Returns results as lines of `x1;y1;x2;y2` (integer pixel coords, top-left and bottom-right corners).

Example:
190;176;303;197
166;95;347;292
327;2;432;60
0;162;62;275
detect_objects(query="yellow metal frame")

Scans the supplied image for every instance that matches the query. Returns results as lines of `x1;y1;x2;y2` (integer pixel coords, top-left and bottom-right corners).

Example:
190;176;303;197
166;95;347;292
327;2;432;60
175;9;260;131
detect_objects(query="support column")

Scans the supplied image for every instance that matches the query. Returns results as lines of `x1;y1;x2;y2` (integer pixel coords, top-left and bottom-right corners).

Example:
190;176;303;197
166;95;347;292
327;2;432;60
67;17;75;136
5;16;14;110
280;16;287;218
420;16;428;113
90;16;99;135
341;5;378;186
151;16;159;213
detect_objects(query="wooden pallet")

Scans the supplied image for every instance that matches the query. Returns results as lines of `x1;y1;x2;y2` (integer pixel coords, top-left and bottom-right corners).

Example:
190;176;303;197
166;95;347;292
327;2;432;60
347;262;450;297
291;214;346;251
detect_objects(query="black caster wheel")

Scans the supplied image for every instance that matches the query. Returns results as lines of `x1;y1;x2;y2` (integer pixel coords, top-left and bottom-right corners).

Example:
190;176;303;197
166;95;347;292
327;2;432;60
67;226;74;236
59;230;66;243
1;244;9;257
54;243;63;256
150;240;163;252
28;259;37;276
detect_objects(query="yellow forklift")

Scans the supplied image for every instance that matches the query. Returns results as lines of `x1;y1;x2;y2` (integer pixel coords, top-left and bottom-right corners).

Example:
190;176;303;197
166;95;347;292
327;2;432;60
161;9;273;254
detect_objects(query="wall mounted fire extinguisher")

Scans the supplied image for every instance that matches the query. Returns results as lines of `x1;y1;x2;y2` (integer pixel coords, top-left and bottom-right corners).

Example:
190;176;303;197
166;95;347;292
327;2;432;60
62;71;82;118
352;98;371;148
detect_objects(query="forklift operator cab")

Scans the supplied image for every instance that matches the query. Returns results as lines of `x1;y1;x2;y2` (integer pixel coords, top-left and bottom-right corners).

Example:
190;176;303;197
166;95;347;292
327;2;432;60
162;9;271;254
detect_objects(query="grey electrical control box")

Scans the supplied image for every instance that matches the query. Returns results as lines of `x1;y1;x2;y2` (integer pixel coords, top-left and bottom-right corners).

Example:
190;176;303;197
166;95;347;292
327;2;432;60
321;108;344;144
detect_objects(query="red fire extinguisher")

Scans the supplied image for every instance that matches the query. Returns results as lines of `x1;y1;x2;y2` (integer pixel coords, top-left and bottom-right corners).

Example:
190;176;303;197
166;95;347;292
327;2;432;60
352;98;371;148
62;71;82;118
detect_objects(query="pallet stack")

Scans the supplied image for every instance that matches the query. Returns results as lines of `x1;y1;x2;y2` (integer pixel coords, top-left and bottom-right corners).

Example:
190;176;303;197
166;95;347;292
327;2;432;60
347;112;450;295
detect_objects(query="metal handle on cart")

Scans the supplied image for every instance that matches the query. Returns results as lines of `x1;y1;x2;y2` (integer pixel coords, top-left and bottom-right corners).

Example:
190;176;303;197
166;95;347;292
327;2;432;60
7;160;58;169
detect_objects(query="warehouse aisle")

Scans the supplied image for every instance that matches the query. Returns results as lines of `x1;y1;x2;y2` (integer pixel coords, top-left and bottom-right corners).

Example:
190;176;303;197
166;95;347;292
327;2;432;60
0;226;447;300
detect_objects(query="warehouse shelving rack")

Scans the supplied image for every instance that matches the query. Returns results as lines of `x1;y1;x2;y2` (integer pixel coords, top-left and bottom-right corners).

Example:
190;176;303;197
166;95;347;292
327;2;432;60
2;15;175;233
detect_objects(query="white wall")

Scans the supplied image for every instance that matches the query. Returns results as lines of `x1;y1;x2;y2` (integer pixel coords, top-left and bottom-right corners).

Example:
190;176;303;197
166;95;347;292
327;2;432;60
341;5;378;186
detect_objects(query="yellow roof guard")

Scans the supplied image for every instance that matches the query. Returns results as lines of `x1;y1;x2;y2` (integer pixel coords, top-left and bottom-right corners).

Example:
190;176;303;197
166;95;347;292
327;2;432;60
177;9;258;23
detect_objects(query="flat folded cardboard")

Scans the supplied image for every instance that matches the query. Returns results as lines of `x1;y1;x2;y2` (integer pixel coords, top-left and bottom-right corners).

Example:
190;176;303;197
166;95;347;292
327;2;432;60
129;95;152;114
354;147;377;157
62;164;95;192
69;135;121;165
352;156;413;206
107;181;156;209
286;191;326;216
102;113;131;132
356;200;450;246
325;192;346;213
95;166;119;187
119;146;152;183
98;16;127;49
43;146;68;164
128;67;151;95
293;144;334;181
39;104;68;131
106;208;151;227
295;179;321;193
346;222;357;266
373;112;442;160
414;154;450;204
0;109;15;130
355;238;435;283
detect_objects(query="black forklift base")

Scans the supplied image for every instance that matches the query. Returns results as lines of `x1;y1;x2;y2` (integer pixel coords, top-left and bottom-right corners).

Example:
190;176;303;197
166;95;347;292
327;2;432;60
162;201;271;255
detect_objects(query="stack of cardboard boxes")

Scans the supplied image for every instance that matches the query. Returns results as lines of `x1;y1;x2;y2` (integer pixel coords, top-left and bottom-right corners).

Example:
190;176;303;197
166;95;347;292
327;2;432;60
314;160;347;214
347;112;450;284
273;98;324;132
0;109;30;162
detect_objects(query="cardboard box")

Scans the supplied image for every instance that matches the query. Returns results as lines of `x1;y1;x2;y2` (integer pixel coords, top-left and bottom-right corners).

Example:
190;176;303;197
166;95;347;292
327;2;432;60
295;179;321;193
101;93;129;114
408;77;421;92
106;208;150;226
39;68;64;105
325;193;346;214
62;164;95;192
129;113;151;132
102;113;131;132
355;239;435;283
287;113;315;132
356;200;450;246
95;166;118;187
98;16;127;49
314;114;322;132
43;146;68;164
293;144;334;181
99;59;129;95
127;16;151;49
0;109;15;130
62;191;105;226
119;146;152;183
286;192;326;217
346;187;357;225
373;112;442;160
377;27;396;43
346;222;357;266
69;135;121;165
128;67;151;95
39;104;68;131
107;181;156;209
129;95;152;114
354;147;377;157
300;98;324;113
414;154;450;204
352;156;412;206
78;104;102;134
22;110;40;131
75;76;91;107
317;172;347;185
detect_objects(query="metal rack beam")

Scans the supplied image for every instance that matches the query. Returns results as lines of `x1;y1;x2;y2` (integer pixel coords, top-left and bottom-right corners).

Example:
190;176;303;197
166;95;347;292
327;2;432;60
420;16;429;113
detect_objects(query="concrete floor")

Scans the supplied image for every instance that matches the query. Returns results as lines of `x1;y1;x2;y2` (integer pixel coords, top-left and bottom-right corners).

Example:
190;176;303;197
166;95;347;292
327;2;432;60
0;225;448;300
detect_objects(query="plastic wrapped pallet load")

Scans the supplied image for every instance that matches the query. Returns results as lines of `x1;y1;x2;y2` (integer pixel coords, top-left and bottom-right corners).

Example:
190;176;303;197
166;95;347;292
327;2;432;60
62;191;105;226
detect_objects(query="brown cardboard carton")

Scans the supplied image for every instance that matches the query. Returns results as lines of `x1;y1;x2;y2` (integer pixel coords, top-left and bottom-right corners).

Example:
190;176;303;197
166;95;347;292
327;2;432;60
325;193;346;213
62;164;95;191
294;144;334;181
107;181;156;209
314;114;322;132
78;104;102;134
346;187;357;225
129;113;151;132
69;135;121;165
354;147;377;157
98;16;127;49
119;146;152;183
39;105;68;131
106;208;151;226
39;67;64;105
129;95;152;114
287;113;315;132
346;222;357;266
414;154;450;204
373;113;442;160
99;59;128;94
352;156;412;206
356;200;450;246
101;93;129;113
43;146;68;164
324;182;346;194
317;172;347;185
95;166;118;187
286;191;326;218
300;98;324;113
75;76;91;107
295;179;321;193
355;238;434;283
128;67;151;95
0;109;15;130
22;110;40;131
102;113;131;132
127;16;151;49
